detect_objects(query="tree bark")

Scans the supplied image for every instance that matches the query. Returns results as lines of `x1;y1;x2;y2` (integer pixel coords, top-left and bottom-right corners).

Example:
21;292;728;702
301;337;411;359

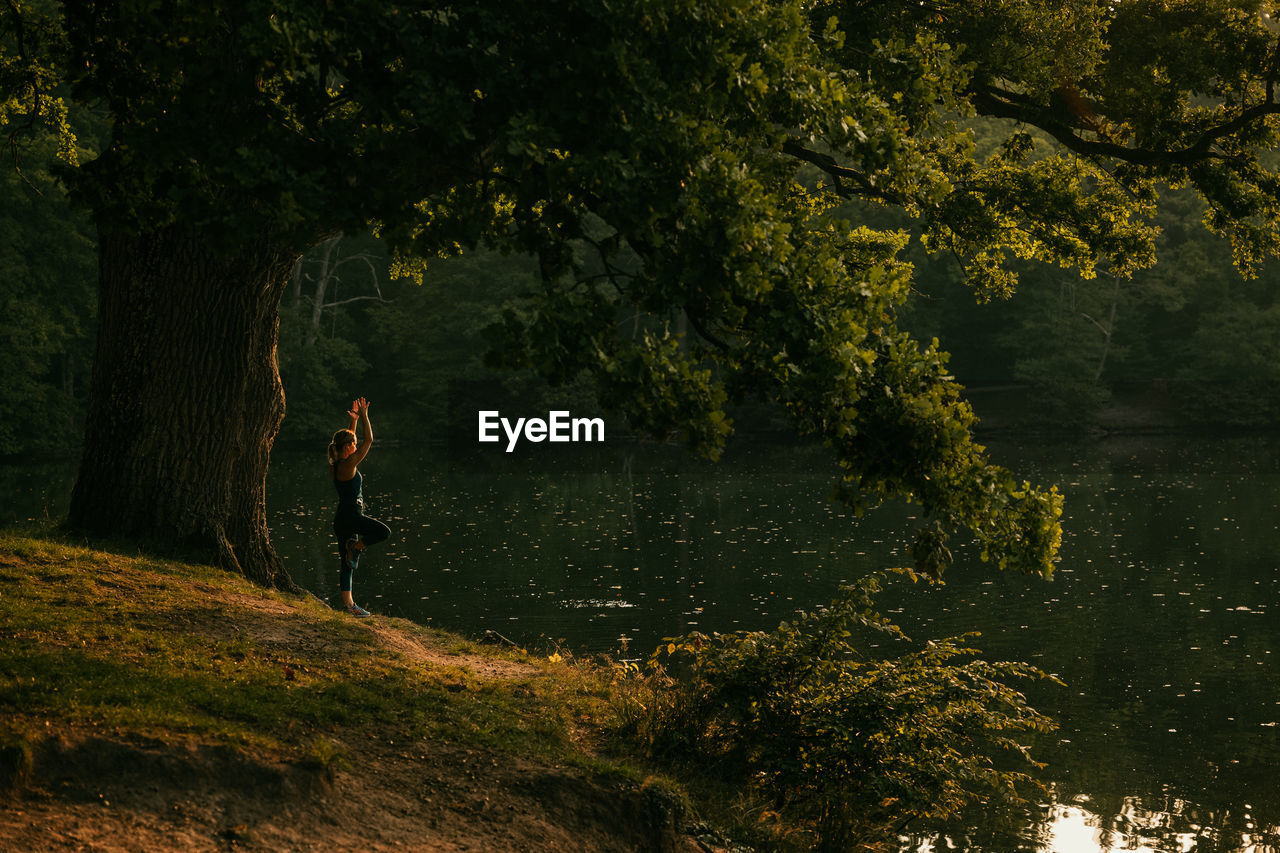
69;227;299;589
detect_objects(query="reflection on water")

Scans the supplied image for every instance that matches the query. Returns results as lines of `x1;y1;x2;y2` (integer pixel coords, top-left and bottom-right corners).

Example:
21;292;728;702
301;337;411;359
913;790;1280;852
889;437;1280;853
5;434;1280;853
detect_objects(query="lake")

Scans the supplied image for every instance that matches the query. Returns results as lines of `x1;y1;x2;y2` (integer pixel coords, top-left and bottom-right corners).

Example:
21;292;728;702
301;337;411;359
5;434;1279;852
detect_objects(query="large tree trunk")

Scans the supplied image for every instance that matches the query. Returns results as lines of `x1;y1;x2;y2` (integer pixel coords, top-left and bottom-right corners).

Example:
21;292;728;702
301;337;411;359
69;227;299;589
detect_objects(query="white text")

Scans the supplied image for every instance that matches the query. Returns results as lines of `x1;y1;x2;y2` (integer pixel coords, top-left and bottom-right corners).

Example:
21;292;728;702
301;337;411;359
478;410;605;452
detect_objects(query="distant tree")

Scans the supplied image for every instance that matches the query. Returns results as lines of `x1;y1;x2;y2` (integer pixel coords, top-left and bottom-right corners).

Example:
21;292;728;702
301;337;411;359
276;233;383;443
0;129;95;454
362;250;538;430
6;1;1280;585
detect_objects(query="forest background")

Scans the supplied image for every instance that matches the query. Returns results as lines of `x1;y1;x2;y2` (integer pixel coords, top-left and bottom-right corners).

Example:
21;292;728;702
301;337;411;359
8;116;1279;459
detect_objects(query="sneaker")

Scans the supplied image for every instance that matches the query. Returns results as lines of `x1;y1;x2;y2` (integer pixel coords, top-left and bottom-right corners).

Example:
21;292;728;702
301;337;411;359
346;602;371;618
345;535;361;568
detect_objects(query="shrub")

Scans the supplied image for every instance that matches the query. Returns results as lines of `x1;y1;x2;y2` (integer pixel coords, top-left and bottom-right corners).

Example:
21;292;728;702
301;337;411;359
616;570;1059;850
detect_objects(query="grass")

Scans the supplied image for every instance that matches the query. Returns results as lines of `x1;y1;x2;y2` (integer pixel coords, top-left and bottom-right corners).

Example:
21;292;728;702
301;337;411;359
0;531;799;849
0;531;616;765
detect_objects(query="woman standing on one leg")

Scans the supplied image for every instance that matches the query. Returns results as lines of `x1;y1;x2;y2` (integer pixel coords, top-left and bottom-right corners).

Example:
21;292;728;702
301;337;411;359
327;397;391;617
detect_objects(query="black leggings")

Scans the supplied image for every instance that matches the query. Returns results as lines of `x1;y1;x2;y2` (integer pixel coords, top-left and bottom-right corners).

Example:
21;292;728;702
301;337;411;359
333;511;391;592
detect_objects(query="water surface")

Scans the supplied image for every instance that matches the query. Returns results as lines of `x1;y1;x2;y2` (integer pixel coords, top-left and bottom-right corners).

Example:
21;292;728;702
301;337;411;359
261;436;1280;852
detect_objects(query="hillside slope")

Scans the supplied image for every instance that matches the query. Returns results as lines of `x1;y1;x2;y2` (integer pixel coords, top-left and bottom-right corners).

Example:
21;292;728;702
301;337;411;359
0;536;709;852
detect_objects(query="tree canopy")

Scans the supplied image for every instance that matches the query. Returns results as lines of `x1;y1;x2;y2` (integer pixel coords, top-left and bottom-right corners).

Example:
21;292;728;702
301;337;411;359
7;0;1280;581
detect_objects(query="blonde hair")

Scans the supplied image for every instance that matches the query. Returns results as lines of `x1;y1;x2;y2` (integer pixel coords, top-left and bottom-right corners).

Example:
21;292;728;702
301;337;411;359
328;429;356;466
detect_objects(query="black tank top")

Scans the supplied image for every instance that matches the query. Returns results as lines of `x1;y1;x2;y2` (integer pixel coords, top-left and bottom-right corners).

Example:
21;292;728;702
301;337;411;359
333;467;363;513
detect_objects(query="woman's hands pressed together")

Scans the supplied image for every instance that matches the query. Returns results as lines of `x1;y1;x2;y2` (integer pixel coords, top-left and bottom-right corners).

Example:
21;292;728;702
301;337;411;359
347;397;370;427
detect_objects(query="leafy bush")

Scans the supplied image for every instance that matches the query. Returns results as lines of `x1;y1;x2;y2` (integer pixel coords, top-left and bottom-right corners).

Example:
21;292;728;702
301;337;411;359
615;570;1059;850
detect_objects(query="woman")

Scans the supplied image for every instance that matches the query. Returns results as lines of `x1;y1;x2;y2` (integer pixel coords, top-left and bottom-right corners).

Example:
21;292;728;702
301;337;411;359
328;397;391;617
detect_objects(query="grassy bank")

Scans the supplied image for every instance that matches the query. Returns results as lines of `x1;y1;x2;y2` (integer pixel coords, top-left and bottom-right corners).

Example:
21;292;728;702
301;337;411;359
0;533;725;852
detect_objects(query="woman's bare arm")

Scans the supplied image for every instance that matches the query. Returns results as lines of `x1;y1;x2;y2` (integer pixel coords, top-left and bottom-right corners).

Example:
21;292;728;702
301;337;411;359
349;398;373;466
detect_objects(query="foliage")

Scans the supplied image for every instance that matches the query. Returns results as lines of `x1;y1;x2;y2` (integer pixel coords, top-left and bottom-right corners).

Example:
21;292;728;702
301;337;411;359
365;248;601;431
273;238;604;440
276;324;368;443
275;234;381;443
9;1;1280;571
0;127;95;455
903;174;1280;430
615;569;1058;850
366;251;530;427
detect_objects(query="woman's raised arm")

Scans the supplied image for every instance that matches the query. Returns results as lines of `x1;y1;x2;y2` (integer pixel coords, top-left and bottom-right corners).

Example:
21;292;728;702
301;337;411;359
349;398;373;466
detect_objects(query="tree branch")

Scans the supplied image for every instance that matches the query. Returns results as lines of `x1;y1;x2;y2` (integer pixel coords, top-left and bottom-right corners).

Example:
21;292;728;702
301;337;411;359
1077;310;1109;336
685;308;732;352
333;251;384;299
781;140;899;202
580;231;636;298
973;84;1280;168
322;294;389;309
